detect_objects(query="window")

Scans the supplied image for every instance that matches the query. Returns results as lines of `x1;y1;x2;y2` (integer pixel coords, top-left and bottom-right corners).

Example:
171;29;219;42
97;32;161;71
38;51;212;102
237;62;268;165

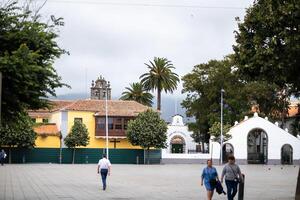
114;118;123;130
124;118;131;130
74;118;83;123
96;118;105;129
42;118;49;123
108;118;113;129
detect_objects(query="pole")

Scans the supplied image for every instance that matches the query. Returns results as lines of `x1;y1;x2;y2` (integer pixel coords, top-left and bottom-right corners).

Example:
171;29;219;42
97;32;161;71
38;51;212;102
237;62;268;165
0;72;2;125
238;174;245;200
296;167;300;200
220;89;224;165
105;86;109;159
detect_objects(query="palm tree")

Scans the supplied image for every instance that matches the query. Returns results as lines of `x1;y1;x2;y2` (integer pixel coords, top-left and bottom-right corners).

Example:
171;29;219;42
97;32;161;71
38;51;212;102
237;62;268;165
120;82;153;107
140;57;179;111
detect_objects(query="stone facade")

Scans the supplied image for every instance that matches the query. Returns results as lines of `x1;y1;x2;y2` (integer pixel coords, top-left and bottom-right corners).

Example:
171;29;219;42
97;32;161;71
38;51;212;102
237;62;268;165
90;75;111;100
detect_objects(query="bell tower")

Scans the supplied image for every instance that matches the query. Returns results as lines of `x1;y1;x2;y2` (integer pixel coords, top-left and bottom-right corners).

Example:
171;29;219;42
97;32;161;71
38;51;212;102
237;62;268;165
90;75;111;100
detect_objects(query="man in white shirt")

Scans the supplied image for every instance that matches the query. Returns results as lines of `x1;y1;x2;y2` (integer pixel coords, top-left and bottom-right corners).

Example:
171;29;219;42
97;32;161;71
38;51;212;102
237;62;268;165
97;154;111;190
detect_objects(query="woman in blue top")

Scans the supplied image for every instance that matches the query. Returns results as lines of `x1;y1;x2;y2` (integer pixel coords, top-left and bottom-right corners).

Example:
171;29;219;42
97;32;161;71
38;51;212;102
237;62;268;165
201;159;219;200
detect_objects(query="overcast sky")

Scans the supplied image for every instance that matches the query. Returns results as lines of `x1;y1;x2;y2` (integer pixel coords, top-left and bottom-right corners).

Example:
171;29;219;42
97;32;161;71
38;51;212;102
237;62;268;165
37;0;254;98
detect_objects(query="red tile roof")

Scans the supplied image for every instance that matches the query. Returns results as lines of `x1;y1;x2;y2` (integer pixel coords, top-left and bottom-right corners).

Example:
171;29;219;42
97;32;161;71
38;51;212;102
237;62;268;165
28;99;153;117
64;100;151;117
28;100;75;118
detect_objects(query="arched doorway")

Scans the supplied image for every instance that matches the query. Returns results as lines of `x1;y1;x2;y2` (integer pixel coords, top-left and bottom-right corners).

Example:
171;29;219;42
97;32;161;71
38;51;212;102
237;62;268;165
247;128;268;164
170;135;185;154
281;144;293;165
222;143;234;163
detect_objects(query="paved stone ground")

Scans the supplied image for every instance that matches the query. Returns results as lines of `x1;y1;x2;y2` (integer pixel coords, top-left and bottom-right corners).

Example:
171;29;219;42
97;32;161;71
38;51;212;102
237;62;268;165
0;164;298;200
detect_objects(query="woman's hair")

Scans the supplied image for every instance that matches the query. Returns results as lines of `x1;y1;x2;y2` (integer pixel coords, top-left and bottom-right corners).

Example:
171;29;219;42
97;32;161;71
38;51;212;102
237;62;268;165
227;155;235;161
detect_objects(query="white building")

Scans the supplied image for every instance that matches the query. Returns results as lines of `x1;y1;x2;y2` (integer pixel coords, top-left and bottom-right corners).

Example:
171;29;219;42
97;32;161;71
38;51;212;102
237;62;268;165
162;114;300;165
224;113;300;165
162;115;220;164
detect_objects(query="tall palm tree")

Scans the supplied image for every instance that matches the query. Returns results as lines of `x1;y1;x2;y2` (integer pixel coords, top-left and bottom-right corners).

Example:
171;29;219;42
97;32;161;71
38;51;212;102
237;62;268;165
120;82;153;107
140;57;179;111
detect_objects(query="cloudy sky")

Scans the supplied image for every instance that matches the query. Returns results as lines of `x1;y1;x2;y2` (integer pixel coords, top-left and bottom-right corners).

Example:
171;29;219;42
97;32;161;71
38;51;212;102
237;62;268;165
37;0;254;99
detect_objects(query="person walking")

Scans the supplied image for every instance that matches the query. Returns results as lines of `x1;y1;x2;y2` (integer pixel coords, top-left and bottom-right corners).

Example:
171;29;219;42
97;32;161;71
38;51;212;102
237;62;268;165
221;155;243;200
97;154;111;190
0;149;6;166
201;159;219;200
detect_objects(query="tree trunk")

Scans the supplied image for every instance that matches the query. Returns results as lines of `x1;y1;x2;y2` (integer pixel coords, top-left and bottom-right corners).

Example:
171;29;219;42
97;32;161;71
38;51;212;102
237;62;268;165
280;88;287;128
201;141;205;153
72;148;75;164
157;88;161;111
147;148;150;165
9;147;11;164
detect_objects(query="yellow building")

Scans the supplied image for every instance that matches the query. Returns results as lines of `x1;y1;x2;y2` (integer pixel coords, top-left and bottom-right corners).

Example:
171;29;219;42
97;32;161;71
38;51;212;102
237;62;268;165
27;99;159;164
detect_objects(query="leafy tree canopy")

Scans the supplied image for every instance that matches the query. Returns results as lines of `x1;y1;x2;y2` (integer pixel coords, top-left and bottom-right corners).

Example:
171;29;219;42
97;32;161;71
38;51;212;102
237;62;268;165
0;1;69;121
0;112;36;148
64;121;90;148
233;0;300;96
182;57;287;144
140;57;179;110
120;82;153;107
127;109;168;150
208;122;232;143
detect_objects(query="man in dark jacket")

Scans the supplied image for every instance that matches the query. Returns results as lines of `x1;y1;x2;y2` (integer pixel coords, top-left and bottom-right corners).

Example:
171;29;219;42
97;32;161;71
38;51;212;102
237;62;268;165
0;149;6;166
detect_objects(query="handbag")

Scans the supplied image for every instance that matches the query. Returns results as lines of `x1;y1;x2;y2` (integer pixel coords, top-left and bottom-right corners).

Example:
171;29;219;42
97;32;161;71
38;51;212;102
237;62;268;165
209;178;217;187
206;168;217;187
229;165;240;183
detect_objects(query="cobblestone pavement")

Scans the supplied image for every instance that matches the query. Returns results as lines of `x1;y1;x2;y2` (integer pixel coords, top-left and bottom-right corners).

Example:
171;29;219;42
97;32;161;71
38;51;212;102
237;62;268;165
0;164;298;200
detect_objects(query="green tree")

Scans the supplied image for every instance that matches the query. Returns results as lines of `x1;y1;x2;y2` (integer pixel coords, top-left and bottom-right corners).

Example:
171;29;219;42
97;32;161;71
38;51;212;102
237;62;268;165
0;2;68;122
64;121;90;164
208;122;232;143
181;57;285;147
120;82;154;106
187;119;210;153
126;109;167;164
140;57;179;111
233;0;300;95
0;112;37;163
182;58;248;145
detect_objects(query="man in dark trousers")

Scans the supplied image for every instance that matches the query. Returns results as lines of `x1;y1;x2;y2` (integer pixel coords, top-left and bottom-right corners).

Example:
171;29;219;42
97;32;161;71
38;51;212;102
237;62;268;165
0;149;6;166
97;154;111;190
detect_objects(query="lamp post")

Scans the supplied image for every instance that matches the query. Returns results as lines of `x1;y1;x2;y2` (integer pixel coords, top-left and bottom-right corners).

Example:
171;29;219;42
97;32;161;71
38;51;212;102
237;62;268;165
220;89;225;165
105;84;109;159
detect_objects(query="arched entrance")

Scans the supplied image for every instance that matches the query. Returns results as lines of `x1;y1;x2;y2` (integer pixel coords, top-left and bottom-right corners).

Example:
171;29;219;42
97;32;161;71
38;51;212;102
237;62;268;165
222;143;234;163
281;144;293;165
170;135;185;154
247;128;268;164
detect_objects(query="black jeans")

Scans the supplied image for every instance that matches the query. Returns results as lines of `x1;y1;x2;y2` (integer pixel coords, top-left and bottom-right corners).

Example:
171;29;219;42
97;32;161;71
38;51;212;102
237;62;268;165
225;180;238;200
0;158;4;166
100;169;108;190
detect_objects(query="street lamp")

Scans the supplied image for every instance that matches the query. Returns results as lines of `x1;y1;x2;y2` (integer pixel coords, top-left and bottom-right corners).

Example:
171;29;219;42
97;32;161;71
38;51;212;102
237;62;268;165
220;88;225;165
105;83;109;159
103;82;110;159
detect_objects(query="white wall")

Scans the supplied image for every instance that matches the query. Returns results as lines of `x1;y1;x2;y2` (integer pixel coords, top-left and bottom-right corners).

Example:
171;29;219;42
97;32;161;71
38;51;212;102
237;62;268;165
226;114;300;161
162;115;221;159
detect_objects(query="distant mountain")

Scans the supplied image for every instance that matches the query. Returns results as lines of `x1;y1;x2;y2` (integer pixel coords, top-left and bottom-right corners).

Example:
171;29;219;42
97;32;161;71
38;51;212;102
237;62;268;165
52;93;190;123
